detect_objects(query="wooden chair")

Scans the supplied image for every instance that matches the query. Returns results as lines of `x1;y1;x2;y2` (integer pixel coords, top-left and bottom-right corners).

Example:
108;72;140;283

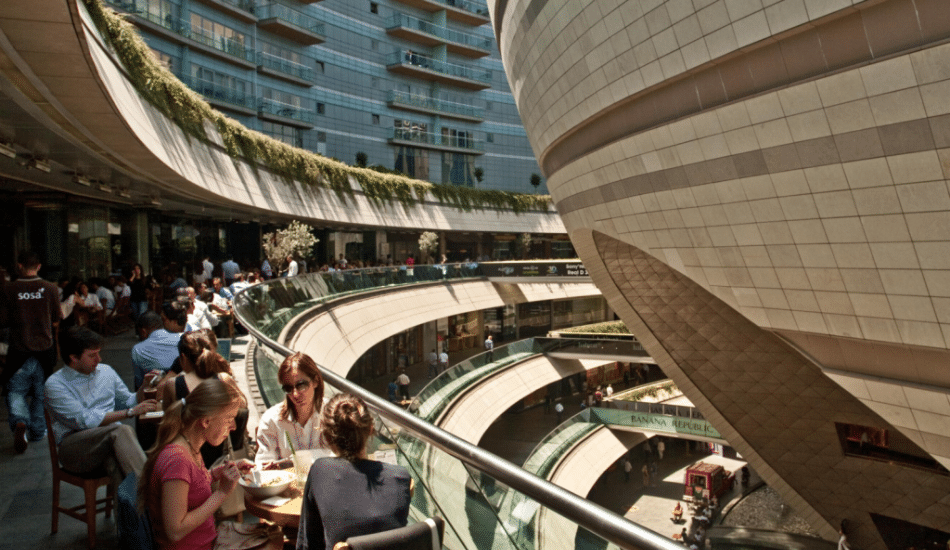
333;517;444;550
44;408;115;549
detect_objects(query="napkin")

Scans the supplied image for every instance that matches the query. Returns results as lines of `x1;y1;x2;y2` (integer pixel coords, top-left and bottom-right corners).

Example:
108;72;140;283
260;496;291;507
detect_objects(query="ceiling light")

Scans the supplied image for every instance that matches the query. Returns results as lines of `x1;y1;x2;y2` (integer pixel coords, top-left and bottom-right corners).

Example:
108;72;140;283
72;174;92;186
117;188;132;198
0;143;15;158
28;158;51;173
98;183;113;194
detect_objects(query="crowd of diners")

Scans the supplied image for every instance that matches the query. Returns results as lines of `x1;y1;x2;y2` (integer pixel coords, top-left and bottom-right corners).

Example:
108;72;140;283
1;251;413;550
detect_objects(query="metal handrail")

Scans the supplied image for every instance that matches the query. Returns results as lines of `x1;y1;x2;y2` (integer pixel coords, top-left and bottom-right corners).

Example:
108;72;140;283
387;12;492;51
387;50;491;84
233;272;684;550
388;90;483;119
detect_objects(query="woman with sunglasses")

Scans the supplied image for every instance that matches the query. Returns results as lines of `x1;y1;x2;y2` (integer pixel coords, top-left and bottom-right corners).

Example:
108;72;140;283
255;352;328;469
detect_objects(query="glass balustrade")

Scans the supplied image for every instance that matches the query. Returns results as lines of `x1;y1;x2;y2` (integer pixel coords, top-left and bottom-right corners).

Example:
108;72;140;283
388;90;484;119
387;51;491;85
387;13;492;51
234;269;682;550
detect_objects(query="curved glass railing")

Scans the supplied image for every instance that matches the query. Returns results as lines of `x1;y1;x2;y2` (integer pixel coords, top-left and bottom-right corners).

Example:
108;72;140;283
235;270;682;550
413;336;649;424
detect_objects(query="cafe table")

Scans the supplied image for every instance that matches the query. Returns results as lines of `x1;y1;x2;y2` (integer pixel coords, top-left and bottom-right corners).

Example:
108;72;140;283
244;477;304;529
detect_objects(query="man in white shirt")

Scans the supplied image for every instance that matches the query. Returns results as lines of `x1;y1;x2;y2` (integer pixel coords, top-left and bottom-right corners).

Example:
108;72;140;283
285;255;299;277
439;349;449;374
90;278;116;315
396;370;410;402
46;327;159;483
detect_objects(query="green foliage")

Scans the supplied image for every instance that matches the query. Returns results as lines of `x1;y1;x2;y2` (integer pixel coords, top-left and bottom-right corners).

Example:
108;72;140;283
355;151;368;168
559;321;630;335
473;166;484;182
81;0;553;215
530;173;542;190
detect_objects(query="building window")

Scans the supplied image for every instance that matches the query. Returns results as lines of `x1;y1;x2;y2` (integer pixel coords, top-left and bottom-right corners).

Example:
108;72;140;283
370;2;378;14
372;114;380;125
371;77;379;89
150;48;175;72
371;39;379;51
486;133;494;143
261;121;302;148
189;14;247;58
485;101;492;111
317;103;326;115
834;422;948;474
317;131;327;155
441;152;475;187
395;147;429;180
316;60;324;73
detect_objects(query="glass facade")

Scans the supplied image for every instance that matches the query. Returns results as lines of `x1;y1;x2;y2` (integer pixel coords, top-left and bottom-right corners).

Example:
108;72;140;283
103;0;544;193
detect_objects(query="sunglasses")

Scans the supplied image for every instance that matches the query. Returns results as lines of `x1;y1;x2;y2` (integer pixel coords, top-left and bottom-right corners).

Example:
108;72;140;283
281;379;311;394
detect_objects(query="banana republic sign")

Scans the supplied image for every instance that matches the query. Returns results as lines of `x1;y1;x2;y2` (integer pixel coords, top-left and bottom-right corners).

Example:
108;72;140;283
628;413;721;439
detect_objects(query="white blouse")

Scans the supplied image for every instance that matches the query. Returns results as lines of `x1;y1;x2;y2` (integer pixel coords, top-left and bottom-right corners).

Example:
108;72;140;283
254;401;331;465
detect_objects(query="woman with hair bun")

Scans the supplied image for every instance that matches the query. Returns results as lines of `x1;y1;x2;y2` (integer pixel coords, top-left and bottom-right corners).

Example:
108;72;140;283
139;375;266;550
297;393;411;550
255;352;328;469
162;329;241;467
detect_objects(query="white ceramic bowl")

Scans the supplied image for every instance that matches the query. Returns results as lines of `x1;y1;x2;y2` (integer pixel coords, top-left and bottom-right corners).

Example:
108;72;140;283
239;470;294;499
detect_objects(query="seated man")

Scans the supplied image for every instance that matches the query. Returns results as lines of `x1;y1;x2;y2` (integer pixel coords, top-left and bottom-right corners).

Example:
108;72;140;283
45;327;159;484
212;277;233;301
130;310;182;389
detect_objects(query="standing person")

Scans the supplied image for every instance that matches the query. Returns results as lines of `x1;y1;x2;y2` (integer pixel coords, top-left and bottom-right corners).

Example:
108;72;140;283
46;327;159;483
128;263;149;320
657;438;666;460
221;256;240;286
386;378;398;403
254;353;329;469
396;370;410;402
285;255;299;278
261;257;273;280
427;348;438;379
201;255;213;285
0;251;62;452
641;463;651;487
439;348;449;374
554;401;564;423
484;334;494;363
623;458;632;483
297;394;411;550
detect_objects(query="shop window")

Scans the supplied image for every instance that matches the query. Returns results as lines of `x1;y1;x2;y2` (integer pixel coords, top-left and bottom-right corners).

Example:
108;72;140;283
370;2;378;14
834;422;949;474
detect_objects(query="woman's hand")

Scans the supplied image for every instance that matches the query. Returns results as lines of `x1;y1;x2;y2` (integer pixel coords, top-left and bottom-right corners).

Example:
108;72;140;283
213;461;241;494
262;458;293;470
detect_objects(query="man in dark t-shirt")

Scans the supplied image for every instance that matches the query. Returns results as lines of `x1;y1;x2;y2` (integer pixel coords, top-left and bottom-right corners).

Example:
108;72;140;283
0;251;62;452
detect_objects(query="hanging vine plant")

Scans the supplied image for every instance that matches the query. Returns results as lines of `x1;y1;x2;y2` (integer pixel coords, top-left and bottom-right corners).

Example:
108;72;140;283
81;0;553;215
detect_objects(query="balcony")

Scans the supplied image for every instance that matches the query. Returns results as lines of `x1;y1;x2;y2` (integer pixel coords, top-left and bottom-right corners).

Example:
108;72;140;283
388;90;483;122
257;52;315;86
185;24;256;66
178;76;257;116
387;51;491;90
191;0;257;23
386;13;491;58
389;128;484;154
392;0;490;26
258;97;316;128
256;3;326;45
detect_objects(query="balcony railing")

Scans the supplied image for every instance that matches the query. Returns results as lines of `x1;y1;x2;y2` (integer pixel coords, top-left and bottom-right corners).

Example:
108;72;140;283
258;97;316;125
387;90;483;120
387;12;492;54
257;51;315;83
390;128;484;153
255;2;326;44
186;24;256;62
387;50;491;88
103;1;257;64
178;75;254;111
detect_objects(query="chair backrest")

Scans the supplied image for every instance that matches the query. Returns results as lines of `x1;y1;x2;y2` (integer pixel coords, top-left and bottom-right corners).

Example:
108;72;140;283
117;472;155;550
43;407;61;468
338;517;444;550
